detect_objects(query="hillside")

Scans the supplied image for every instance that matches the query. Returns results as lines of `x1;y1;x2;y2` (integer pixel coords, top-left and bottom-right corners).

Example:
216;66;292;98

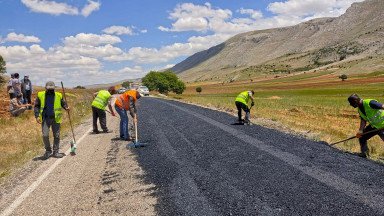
173;0;384;82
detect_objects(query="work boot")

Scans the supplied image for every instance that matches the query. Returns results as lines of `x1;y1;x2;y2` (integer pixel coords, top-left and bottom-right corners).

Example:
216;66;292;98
42;151;52;160
52;152;65;158
102;129;113;133
92;130;100;134
357;152;367;158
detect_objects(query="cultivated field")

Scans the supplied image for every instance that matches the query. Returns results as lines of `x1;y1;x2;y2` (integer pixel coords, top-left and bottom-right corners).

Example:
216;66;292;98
0;87;94;180
175;70;384;161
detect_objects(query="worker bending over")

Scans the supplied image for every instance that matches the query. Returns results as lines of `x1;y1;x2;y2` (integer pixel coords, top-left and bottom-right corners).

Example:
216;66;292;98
91;86;116;134
115;89;141;141
348;94;384;158
235;90;255;125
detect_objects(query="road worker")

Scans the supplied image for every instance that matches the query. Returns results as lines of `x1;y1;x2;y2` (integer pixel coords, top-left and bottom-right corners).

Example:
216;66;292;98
91;86;116;134
235;90;255;125
348;94;384;158
34;81;69;160
114;89;141;141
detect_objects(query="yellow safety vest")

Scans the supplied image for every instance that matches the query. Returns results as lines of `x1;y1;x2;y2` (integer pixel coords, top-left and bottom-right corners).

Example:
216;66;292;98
37;91;63;123
235;91;250;105
358;99;384;129
92;90;111;110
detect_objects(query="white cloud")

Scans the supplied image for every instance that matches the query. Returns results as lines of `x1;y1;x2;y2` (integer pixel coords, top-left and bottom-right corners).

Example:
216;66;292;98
239;8;263;19
63;33;121;46
102;26;134;35
160;1;364;34
21;0;79;16
81;0;100;17
1;32;41;43
267;0;365;18
21;0;100;17
159;3;232;32
105;33;231;64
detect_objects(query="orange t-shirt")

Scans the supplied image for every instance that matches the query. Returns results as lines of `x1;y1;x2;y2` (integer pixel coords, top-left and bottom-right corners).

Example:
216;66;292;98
115;90;138;109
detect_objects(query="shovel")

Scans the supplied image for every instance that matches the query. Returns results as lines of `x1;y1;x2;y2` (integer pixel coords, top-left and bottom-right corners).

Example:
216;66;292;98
127;115;147;148
61;81;77;155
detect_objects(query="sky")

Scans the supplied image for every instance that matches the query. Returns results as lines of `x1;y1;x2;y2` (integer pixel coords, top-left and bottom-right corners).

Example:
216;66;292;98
0;0;364;87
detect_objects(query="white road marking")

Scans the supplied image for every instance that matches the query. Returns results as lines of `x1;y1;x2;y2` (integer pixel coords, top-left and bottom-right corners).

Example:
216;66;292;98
0;127;93;216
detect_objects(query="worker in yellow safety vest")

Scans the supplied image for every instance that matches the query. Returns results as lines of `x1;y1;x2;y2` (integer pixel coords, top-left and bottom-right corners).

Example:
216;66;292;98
34;81;69;160
91;86;117;134
348;93;384;158
235;90;255;125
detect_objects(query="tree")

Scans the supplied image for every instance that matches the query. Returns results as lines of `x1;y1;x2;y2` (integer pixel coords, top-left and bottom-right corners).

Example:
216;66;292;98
173;80;186;94
339;74;348;81
0;55;6;74
121;81;131;88
196;86;202;94
142;70;186;94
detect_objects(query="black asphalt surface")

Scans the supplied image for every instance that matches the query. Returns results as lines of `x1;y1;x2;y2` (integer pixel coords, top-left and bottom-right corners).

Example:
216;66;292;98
133;97;384;216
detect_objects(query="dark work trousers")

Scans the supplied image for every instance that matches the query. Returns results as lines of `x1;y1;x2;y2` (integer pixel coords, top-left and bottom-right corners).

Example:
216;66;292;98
235;101;250;122
92;106;108;132
359;125;384;155
42;117;61;153
23;90;32;109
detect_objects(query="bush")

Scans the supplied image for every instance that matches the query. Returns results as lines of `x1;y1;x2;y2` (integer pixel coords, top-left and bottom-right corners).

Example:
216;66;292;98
196;86;202;94
74;86;86;89
121;81;131;88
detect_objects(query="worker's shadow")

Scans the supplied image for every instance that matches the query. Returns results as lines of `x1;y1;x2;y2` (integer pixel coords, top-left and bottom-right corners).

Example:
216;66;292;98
33;155;47;161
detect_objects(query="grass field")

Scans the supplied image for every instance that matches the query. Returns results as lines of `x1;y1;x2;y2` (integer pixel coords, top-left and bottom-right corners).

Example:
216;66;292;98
0;87;95;180
174;71;384;161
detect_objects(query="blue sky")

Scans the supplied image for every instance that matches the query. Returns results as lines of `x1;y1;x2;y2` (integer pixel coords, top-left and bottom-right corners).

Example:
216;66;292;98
0;0;364;86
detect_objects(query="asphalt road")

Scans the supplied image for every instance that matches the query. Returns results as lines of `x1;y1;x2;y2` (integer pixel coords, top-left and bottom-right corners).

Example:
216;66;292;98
1;97;384;216
135;97;384;216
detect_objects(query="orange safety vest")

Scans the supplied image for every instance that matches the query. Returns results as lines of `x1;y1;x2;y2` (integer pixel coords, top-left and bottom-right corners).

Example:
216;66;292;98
115;90;138;110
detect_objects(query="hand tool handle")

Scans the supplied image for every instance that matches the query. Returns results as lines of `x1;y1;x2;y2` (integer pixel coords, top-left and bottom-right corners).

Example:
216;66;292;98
330;127;384;146
61;81;76;143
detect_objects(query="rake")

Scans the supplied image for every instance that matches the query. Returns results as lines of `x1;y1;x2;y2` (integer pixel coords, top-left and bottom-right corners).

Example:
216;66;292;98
61;81;77;155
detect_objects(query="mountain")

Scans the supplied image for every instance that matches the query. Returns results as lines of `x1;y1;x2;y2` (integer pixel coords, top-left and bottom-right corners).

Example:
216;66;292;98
172;0;384;82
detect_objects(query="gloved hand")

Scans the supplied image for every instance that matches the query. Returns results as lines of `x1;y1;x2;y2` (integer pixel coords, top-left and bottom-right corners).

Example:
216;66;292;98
251;102;255;106
356;130;363;138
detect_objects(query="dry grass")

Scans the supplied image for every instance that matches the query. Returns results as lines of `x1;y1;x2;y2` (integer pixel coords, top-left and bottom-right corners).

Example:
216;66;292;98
0;87;95;180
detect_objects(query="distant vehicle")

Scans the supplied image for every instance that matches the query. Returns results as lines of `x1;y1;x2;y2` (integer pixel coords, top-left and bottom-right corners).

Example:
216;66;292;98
117;88;127;94
130;83;140;90
138;86;149;96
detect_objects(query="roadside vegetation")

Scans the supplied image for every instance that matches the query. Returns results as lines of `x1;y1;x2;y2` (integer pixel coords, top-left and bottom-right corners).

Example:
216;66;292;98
0;87;94;181
142;71;186;95
171;71;384;162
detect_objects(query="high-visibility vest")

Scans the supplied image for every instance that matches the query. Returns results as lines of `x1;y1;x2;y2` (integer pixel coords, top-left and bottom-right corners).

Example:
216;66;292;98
37;91;63;123
92;90;111;110
358;99;384;129
115;90;138;110
235;91;250;105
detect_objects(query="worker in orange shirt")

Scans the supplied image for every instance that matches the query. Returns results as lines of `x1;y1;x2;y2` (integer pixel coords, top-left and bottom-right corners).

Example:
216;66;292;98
114;89;141;141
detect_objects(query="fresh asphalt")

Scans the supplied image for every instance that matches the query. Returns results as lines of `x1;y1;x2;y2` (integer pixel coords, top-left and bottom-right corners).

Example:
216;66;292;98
133;97;384;216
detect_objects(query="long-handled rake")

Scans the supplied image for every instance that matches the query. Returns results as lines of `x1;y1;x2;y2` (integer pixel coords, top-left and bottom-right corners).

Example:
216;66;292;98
330;127;384;146
61;81;77;155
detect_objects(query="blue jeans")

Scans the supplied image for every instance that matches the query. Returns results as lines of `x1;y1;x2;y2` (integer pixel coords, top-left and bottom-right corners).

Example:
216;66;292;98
115;105;129;139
